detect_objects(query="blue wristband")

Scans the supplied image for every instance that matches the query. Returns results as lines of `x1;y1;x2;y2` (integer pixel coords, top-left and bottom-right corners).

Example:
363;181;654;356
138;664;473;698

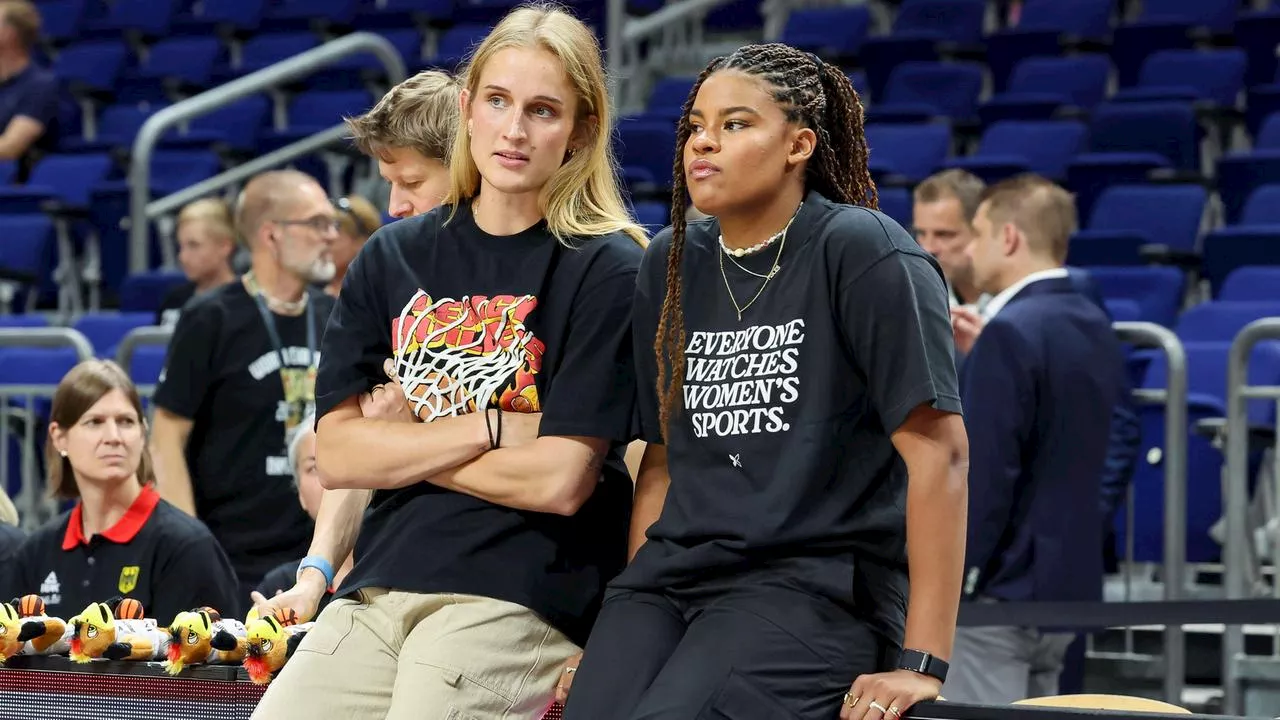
296;556;335;588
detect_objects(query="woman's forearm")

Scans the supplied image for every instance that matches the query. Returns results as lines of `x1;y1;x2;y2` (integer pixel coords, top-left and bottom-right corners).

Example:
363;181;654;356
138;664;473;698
316;401;490;490
903;450;968;660
627;445;670;561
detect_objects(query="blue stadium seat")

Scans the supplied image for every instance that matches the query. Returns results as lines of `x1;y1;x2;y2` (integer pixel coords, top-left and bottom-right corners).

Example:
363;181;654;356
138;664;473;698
232;32;320;76
1111;49;1246;107
1083;266;1186;328
1084;101;1202;172
51;40;127;100
858;0;987;101
1217;115;1280;225
866;62;984;124
1110;0;1239;87
1068;184;1206;266
40;0;88;45
62;103;163;153
119;270;187;313
162;94;271;153
1104;299;1143;323
127;345;169;386
80;0;179;39
149;151;223;195
1218;267;1280;301
72;312;157;357
864;123;952;184
876;187;912;230
1175;301;1280;342
1235;7;1280;88
0;153;114;214
1202;235;1280;297
0;347;84;386
634;77;694;122
943;120;1086;183
351;0;454;30
0;216;56;308
779;5;871;59
0;316;49;328
631;201;669;236
118;36;224;103
258;90;374;150
326;28;424;82
983;0;1114;92
617;119;677;191
260;0;357;33
1124;340;1280;563
434;24;493;70
170;0;265;35
979;55;1111;127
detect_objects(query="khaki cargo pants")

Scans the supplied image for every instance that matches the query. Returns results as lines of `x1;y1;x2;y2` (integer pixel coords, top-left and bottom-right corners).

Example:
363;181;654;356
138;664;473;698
251;588;579;720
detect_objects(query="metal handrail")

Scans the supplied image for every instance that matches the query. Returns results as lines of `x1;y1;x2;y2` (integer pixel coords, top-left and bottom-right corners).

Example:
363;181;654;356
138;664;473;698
1222;318;1280;715
1113;321;1188;705
115;326;173;398
0;327;96;362
128;31;407;273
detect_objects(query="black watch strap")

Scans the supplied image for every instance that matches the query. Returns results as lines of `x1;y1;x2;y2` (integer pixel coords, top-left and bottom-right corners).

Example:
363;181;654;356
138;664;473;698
898;649;949;682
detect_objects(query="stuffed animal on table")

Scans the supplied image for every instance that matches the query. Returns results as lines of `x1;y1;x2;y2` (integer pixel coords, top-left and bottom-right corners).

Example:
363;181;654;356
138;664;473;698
67;601;170;663
163;608;248;675
235;615;312;685
13;595;72;656
0;602;24;663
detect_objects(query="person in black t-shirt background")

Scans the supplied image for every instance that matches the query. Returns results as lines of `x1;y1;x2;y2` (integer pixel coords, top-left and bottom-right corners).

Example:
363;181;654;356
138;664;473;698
150;170;338;598
156;198;238;328
562;45;969;720
249;5;645;718
2;360;239;621
0;487;23;595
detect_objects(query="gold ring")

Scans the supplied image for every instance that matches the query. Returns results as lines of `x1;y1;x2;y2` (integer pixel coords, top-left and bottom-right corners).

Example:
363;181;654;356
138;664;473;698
870;701;888;714
844;693;859;707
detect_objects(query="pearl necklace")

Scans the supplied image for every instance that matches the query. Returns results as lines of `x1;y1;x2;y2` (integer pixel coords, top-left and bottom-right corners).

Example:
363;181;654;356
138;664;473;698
717;202;803;257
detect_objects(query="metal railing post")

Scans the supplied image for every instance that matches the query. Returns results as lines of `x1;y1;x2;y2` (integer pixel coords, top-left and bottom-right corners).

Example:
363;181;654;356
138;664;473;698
1222;318;1280;715
129;32;406;273
1114;321;1187;705
115;327;173;399
0;328;96;528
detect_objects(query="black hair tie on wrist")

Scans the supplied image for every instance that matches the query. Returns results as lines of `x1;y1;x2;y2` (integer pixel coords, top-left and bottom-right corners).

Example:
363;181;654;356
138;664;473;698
484;408;497;449
495;406;503;449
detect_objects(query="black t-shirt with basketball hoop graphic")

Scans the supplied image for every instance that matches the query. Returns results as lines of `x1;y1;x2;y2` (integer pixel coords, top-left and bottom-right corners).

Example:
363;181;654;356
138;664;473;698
611;191;962;642
315;202;641;645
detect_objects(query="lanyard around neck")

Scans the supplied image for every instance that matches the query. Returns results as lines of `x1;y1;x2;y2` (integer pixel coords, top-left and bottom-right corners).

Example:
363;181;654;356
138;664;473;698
245;275;317;377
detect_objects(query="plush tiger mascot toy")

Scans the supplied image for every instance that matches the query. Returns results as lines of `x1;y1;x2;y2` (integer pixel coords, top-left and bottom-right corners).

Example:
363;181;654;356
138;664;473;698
163;607;248;675
68;600;170;663
13;594;72;655
228;614;312;685
0;602;23;663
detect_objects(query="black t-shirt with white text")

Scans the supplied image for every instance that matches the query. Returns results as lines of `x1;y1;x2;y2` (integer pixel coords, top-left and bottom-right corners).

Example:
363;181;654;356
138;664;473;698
612;191;962;641
316;203;641;646
153;283;332;586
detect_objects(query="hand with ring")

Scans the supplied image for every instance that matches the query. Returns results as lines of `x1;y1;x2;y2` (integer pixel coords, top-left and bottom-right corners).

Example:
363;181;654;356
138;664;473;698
840;668;942;720
554;652;583;704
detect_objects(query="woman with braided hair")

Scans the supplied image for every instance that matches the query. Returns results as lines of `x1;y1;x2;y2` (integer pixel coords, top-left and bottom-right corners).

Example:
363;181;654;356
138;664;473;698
561;44;968;720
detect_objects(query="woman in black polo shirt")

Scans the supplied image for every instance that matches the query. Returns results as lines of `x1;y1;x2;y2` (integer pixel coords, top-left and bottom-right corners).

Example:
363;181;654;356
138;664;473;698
1;360;240;622
563;45;969;720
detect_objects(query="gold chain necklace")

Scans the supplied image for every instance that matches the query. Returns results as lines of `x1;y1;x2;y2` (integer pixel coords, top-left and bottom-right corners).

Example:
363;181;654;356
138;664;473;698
718;204;800;321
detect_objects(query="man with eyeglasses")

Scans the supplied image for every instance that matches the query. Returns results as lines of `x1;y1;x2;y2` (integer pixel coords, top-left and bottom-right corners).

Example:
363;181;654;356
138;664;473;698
151;170;338;600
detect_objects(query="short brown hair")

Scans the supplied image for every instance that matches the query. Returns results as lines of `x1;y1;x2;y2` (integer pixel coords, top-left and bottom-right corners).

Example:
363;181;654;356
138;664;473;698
978;173;1077;264
346;70;461;162
0;0;39;50
47;360;155;501
913;169;986;224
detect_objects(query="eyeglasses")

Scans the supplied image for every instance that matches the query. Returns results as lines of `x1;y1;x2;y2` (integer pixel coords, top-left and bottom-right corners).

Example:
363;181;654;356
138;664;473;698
275;216;341;234
334;197;371;237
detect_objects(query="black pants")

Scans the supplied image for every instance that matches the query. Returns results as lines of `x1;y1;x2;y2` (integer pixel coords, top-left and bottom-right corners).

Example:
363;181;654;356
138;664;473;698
563;580;897;720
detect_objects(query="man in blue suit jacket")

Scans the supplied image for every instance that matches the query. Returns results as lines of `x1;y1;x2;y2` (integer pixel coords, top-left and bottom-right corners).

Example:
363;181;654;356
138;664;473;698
944;175;1127;704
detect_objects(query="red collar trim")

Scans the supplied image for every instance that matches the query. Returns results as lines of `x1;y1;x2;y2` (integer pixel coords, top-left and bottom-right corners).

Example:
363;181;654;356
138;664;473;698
61;485;161;551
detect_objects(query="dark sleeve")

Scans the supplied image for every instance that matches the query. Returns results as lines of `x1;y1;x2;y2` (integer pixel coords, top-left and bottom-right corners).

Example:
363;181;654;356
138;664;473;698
1100;385;1142;519
840;249;962;433
959;319;1034;597
152;301;220;419
152;534;243;621
13;73;58;127
3;531;41;599
314;234;389;421
632;233;668;445
538;241;642;441
0;524;26;598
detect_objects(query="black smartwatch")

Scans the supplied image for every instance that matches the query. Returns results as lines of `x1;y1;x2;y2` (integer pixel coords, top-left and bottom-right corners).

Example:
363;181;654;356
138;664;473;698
898;649;949;682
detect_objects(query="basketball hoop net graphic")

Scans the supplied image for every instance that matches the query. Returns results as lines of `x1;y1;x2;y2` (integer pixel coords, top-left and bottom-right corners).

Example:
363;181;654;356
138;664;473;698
392;290;542;422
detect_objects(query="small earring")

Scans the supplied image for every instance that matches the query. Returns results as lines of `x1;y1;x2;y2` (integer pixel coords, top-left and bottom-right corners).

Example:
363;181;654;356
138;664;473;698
59;450;67;458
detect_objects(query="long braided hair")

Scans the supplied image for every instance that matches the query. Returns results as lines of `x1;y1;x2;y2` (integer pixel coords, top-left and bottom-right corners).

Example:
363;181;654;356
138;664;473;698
654;43;878;441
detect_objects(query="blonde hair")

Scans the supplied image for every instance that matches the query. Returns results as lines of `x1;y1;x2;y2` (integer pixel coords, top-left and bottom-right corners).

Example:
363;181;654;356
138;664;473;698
0;486;17;526
979;174;1077;264
0;0;40;51
177;197;236;244
336;195;382;239
347;70;461;162
445;3;646;247
47;360;155;501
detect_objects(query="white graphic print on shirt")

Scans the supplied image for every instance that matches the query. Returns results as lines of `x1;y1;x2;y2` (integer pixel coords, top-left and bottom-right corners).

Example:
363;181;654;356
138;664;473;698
683;319;806;438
